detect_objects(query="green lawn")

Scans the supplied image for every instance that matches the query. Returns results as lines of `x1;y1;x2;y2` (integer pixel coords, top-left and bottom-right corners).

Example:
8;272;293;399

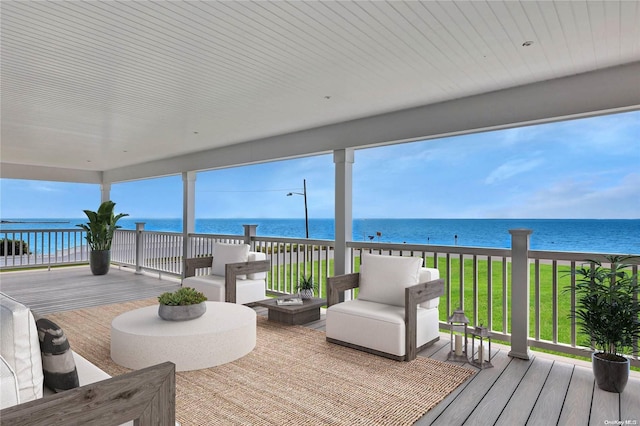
267;254;635;358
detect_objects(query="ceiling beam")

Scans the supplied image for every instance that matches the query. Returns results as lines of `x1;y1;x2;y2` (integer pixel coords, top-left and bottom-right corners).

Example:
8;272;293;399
2;62;638;184
103;62;640;184
0;163;102;184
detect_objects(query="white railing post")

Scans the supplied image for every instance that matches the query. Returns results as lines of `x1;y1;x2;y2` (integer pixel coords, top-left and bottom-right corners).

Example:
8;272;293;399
135;223;145;275
509;229;533;360
243;224;258;249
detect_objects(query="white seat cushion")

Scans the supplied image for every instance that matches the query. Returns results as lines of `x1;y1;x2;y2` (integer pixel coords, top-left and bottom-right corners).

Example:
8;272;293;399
0;292;44;403
183;275;266;305
247;252;267;280
357;253;422;307
418;267;441;309
326;299;439;357
1;355;20;409
212;243;249;277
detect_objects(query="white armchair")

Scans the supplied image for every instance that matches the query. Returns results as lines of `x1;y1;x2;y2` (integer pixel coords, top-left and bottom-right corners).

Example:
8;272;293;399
183;243;270;305
326;252;444;361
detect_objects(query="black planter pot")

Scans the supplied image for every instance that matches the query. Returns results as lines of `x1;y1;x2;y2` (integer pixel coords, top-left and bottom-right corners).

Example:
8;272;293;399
90;250;111;275
592;352;630;393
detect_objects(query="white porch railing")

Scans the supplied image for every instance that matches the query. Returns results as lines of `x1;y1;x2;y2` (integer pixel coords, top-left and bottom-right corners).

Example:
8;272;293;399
0;229;89;268
2;224;637;366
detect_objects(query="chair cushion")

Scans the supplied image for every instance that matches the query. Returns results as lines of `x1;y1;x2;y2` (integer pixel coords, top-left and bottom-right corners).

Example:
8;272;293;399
418;268;441;309
0;355;20;409
357;253;422;307
36;318;79;392
183;275;266;305
247;251;267;280
0;292;44;403
326;299;440;357
212;243;249;277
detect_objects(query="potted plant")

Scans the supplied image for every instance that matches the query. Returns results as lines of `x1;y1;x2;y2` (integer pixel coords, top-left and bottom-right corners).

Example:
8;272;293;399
76;201;128;275
297;275;315;300
568;255;640;393
158;287;208;321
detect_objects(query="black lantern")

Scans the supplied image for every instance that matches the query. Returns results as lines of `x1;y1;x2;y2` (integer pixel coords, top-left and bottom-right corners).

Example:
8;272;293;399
470;325;493;369
447;309;469;362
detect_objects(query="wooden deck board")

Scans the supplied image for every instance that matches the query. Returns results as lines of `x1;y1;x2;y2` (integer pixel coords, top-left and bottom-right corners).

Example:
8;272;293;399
2;267;639;425
590;384;620;426
464;355;536;425
526;360;574;425
557;365;595;426
620;377;640;422
425;350;513;425
494;357;554;426
0;266;181;315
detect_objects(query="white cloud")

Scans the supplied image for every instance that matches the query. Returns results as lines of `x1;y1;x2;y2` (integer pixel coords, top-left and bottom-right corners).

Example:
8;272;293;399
492;173;640;218
485;158;543;184
27;182;61;192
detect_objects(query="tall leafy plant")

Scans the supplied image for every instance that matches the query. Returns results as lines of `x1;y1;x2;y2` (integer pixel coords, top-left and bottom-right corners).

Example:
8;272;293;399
570;255;640;359
76;201;129;251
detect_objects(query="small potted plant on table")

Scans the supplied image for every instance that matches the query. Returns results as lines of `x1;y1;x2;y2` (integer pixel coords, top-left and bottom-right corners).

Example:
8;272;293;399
297;275;316;300
158;287;208;321
569;255;640;393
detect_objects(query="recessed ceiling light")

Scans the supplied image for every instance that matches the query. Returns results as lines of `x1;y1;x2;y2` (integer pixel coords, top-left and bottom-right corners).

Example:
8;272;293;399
522;41;534;47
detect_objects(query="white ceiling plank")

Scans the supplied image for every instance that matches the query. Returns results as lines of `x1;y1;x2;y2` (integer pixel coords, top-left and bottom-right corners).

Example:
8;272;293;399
1;0;638;179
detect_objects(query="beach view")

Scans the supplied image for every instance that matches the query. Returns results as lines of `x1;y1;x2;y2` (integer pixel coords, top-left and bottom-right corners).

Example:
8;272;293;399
2;3;639;424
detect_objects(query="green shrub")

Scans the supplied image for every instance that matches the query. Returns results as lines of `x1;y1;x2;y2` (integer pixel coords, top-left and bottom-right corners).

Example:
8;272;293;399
158;287;207;306
0;238;30;256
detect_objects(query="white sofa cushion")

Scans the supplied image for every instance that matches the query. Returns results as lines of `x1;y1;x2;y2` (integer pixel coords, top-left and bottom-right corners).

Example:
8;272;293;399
247;251;267;280
212;243;249;277
326;299;439;357
1;355;20;409
184;275;266;305
418;267;441;309
0;292;44;403
357;253;422;307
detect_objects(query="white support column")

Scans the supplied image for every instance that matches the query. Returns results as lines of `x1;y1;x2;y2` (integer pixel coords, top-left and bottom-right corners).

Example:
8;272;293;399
135;222;145;275
182;172;196;278
334;149;354;276
100;183;111;203
509;229;533;360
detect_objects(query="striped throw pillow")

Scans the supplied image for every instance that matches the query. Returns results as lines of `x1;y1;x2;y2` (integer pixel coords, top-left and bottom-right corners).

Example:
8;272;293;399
35;318;79;392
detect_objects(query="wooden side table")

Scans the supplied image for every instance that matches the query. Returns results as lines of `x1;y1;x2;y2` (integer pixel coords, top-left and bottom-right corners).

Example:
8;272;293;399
254;297;326;325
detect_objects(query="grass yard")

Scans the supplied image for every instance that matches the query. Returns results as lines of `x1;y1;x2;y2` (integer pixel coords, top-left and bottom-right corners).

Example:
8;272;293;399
267;253;637;360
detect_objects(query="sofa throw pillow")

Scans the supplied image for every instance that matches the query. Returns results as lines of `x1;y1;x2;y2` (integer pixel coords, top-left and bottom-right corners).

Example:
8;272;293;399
357;252;422;307
212;243;250;277
35;318;79;392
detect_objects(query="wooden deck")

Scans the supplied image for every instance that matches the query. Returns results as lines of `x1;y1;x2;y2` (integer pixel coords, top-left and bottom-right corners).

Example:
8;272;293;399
1;266;639;425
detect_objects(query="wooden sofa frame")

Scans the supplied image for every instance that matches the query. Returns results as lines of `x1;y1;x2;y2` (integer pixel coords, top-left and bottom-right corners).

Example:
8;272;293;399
327;273;445;361
0;362;176;426
184;256;271;304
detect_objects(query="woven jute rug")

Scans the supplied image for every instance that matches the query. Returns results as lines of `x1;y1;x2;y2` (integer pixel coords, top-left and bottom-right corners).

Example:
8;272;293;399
47;299;475;426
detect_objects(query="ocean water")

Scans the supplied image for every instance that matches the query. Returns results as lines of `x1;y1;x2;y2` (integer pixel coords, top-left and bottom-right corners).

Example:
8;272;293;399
1;218;638;254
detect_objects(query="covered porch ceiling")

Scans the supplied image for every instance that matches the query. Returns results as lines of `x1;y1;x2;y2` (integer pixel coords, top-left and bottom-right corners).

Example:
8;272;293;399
1;1;639;184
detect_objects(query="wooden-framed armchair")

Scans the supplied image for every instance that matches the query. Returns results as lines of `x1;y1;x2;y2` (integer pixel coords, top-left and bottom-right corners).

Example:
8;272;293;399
183;243;270;305
326;252;444;361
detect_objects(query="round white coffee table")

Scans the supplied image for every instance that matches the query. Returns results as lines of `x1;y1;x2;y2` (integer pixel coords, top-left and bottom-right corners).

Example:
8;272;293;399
111;301;256;372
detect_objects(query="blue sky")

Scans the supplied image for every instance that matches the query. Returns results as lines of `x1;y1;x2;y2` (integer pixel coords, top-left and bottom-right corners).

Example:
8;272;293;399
1;111;639;220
